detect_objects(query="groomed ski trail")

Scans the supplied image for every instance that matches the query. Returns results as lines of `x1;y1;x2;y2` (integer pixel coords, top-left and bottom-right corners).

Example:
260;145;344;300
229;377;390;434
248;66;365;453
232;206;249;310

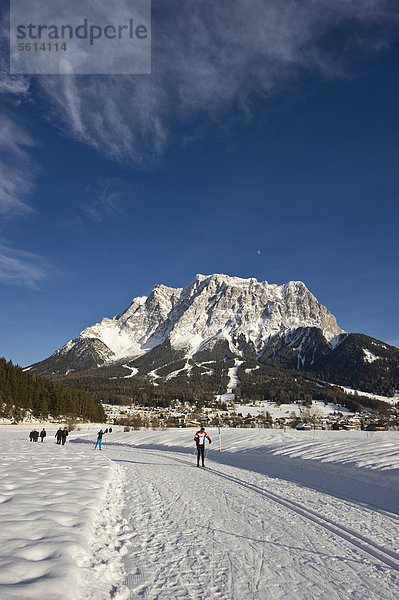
78;446;399;600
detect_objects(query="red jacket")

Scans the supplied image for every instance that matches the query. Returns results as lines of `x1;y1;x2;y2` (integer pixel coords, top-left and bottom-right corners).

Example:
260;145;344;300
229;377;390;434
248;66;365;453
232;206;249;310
194;430;211;445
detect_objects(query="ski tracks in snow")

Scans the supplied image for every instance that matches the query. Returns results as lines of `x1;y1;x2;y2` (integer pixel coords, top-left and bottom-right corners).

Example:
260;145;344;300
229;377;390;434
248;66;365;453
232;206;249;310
78;447;399;600
76;461;130;600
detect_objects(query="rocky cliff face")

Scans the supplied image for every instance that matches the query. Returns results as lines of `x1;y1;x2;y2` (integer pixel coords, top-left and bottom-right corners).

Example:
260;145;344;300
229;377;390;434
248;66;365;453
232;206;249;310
30;274;345;376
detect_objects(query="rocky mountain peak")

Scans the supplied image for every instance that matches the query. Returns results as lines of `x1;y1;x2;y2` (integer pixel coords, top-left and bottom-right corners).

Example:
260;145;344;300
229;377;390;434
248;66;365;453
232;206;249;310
30;274;345;376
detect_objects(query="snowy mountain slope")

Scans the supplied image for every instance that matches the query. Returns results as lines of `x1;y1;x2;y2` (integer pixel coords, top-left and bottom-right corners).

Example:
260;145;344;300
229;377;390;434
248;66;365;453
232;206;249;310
312;333;399;389
30;274;345;376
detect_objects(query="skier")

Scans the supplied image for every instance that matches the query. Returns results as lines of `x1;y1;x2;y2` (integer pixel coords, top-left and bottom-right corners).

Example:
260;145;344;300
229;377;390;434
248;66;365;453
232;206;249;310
194;427;211;467
55;428;63;445
61;427;68;446
94;429;104;450
40;428;46;442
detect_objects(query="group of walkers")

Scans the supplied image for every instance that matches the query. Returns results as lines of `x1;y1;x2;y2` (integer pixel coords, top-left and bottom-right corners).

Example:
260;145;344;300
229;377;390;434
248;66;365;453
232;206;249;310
27;425;113;448
55;427;69;445
29;428;46;442
28;427;68;445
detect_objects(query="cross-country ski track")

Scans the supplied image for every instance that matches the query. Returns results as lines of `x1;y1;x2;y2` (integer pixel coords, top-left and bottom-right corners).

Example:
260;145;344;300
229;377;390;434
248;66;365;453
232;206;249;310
1;426;398;600
77;442;399;600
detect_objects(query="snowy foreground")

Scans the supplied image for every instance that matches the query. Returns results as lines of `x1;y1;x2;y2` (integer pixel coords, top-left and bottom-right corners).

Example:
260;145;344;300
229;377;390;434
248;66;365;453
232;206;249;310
0;426;398;600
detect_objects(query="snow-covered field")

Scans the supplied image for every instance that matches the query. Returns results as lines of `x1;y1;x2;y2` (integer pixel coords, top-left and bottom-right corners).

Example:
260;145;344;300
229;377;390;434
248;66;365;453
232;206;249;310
0;424;398;599
234;399;354;419
341;387;399;407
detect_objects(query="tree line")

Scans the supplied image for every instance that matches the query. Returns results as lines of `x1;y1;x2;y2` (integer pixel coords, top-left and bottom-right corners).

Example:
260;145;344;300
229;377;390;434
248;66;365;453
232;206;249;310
0;358;105;421
236;363;392;415
51;359;228;407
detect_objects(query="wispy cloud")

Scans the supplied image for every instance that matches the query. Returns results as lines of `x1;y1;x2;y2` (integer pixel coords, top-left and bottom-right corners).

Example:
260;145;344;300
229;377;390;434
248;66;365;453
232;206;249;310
65;178;130;232
83;179;128;222
0;244;48;288
0;34;35;216
0;71;30;98
0;44;46;286
0;9;30;98
38;0;399;164
0;113;36;217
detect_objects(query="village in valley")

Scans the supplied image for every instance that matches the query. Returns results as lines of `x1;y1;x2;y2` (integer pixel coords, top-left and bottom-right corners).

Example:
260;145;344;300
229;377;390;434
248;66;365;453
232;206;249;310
103;394;399;432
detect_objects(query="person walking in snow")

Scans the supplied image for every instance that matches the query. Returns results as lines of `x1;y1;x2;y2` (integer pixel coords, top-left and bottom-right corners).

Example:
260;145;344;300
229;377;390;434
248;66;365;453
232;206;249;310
61;427;68;446
194;427;211;467
40;428;46;442
31;429;39;442
29;430;34;442
55;427;63;445
94;429;104;450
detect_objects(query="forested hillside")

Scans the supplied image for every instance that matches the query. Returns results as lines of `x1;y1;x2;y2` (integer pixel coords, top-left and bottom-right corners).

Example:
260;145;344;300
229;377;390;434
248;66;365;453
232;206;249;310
49;357;393;417
0;358;105;422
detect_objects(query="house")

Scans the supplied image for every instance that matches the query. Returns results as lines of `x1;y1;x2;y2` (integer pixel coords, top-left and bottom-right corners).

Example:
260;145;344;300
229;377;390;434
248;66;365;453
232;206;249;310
296;422;312;430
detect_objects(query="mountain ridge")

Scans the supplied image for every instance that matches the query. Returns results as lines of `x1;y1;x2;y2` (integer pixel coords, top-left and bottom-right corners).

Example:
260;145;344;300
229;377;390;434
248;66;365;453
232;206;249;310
29;274;399;401
30;274;344;376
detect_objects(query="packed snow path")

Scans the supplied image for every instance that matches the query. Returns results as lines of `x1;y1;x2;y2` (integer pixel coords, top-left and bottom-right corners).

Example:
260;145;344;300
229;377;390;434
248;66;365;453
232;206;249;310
80;444;399;600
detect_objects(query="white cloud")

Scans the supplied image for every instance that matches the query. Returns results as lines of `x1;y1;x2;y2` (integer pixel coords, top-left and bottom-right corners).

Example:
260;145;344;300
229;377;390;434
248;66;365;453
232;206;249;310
0;244;48;288
0;47;35;217
38;0;399;164
0;113;36;217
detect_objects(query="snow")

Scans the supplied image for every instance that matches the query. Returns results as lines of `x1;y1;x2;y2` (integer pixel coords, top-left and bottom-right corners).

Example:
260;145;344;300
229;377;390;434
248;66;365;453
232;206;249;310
121;365;138;378
0;424;112;600
1;425;399;599
55;274;345;372
341;387;399;406
81;319;142;360
220;359;243;401
196;273;262;287
245;366;260;374
165;362;193;380
363;348;380;363
235;399;354;419
328;333;345;349
148;369;160;385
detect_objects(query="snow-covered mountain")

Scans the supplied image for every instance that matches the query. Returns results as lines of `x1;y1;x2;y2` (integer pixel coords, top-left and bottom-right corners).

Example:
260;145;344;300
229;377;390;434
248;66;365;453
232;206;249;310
30;274;345;376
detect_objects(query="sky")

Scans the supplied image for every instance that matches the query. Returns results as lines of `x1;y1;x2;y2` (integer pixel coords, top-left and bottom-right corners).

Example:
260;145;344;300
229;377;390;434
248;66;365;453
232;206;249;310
0;0;398;367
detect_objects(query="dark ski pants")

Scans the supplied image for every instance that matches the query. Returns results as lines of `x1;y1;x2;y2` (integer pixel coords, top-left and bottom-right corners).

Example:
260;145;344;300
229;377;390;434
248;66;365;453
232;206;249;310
196;444;205;466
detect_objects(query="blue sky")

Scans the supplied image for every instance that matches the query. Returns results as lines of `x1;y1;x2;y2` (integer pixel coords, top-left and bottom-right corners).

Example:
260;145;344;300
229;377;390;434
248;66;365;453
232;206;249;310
1;0;398;366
